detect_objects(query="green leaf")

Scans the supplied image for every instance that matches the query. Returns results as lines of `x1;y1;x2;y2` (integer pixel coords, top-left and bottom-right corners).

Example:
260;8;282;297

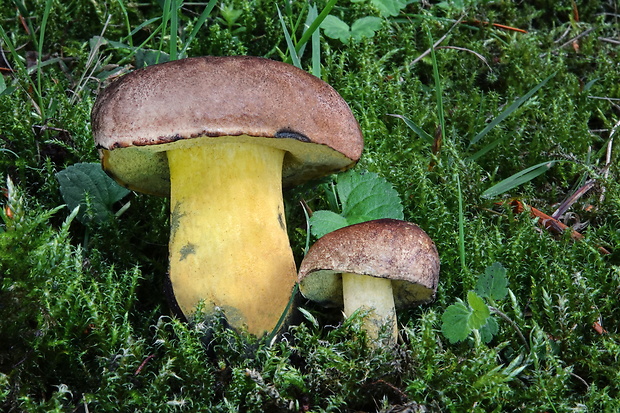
479;316;499;344
321;15;351;44
371;0;409;17
349;17;383;43
467;291;490;330
337;170;404;222
309;210;350;238
135;48;169;68
441;300;472;344
56;163;130;224
442;268;507;344
309;170;403;238
475;262;508;301
481;160;560;199
321;15;382;45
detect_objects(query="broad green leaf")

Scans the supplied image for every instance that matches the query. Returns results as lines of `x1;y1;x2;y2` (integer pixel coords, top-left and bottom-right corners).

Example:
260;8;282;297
475;262;508;301
321;15;382;45
337;170;404;222
481;160;559;199
467;291;490;330
441;300;472;344
309;210;350;238
479;316;499;344
321;15;351;44
372;0;409;17
349;17;383;43
135;48;169;68
56;163;130;224
333;169;356;205
320;182;340;213
437;0;465;10
309;170;403;238
346;214;373;226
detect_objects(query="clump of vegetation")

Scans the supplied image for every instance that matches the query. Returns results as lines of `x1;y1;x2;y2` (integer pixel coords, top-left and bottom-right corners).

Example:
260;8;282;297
1;0;619;411
307;169;405;238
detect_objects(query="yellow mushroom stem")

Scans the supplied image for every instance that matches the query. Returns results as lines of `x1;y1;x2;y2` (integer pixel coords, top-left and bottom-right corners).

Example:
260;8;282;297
166;141;297;336
342;272;398;344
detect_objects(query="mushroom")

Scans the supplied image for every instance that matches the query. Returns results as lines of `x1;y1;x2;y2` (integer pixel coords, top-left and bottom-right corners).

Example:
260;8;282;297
298;219;439;343
91;56;363;336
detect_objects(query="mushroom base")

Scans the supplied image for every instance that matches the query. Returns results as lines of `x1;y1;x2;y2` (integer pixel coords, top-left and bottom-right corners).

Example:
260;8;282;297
342;273;398;344
167;142;297;336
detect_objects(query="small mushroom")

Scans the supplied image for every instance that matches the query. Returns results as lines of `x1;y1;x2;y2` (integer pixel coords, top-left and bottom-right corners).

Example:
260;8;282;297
298;219;439;344
91;56;363;335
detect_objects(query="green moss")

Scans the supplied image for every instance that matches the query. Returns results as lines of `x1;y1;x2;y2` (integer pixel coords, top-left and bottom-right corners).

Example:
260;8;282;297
1;0;619;411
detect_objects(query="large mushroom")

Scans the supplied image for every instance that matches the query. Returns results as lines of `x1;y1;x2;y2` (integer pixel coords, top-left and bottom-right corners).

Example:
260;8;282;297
298;219;439;344
91;56;363;335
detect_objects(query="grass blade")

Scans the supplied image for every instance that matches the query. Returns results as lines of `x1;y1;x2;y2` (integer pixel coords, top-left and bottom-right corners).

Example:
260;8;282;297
169;0;179;60
427;27;445;143
125;17;163;40
0;26;43;115
469;73;555;147
482;160;562;199
116;23;164;66
389;114;434;144
277;5;301;68
179;0;218;58
456;174;466;271
308;4;321;77
267;283;299;346
292;2;309;52
11;0;36;48
36;0;53;119
466;134;510;162
0;26;28;79
295;0;338;55
157;0;171;63
116;0;134;47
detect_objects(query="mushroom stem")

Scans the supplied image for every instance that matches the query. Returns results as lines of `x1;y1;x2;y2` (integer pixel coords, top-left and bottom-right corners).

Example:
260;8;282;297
167;141;296;335
342;272;398;344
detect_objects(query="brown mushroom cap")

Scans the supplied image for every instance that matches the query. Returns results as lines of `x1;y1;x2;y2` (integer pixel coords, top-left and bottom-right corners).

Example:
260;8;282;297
91;56;364;196
298;218;440;308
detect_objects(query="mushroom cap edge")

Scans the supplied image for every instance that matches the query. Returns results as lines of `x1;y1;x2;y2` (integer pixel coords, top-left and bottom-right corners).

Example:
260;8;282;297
91;56;364;196
298;218;440;308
